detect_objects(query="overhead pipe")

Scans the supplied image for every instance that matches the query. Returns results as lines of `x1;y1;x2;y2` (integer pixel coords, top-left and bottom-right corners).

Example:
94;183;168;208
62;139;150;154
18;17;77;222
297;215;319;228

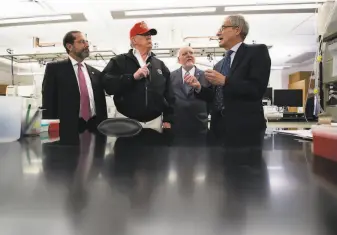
33;37;61;48
183;36;219;42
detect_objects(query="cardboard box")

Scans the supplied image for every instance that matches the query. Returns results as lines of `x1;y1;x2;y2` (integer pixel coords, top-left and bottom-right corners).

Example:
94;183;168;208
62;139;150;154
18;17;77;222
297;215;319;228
0;85;8;95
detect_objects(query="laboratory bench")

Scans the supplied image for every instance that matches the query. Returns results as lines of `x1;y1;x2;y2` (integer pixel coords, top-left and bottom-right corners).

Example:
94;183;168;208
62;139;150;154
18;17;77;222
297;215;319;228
0;128;337;235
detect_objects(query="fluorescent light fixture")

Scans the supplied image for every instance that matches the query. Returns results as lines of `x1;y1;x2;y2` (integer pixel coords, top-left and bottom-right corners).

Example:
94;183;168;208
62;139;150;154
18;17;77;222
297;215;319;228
0;15;72;24
168;170;177;183
267;166;284;170
16;72;44;76
195;174;206;183
225;3;321;11
271;65;291;70
125;7;216;16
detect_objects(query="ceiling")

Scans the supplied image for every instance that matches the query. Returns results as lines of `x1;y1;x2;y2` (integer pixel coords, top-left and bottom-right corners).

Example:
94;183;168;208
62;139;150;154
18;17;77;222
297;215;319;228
0;0;329;71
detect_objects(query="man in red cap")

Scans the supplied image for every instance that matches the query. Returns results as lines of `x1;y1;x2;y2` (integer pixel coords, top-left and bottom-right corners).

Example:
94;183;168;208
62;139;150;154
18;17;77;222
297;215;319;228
102;21;175;132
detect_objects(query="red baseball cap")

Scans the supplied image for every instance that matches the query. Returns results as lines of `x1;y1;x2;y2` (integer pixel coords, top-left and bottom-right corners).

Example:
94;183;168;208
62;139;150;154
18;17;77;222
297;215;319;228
130;21;157;38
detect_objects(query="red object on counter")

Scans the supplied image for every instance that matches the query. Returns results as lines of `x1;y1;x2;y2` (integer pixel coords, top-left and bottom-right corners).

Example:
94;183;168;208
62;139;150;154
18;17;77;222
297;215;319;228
312;125;337;162
48;122;59;138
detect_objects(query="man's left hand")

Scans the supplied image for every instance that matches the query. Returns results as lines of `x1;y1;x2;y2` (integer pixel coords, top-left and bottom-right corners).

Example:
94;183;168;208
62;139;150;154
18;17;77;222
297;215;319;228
162;122;171;129
205;69;226;86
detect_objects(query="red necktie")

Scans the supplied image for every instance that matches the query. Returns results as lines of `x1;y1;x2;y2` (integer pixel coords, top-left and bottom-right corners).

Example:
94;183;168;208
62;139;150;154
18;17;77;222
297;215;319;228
77;63;91;121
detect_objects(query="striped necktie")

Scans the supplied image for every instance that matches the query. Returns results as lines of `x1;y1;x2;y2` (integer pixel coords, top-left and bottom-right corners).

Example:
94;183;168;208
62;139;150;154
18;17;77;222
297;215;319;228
214;50;233;111
184;71;192;95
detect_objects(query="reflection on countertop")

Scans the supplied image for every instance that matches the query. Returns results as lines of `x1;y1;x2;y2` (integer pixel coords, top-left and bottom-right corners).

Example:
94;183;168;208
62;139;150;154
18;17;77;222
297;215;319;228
0;128;336;235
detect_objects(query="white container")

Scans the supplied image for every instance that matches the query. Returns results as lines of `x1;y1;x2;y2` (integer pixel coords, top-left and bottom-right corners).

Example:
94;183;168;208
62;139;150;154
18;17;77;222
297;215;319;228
21;98;42;136
0;96;23;142
40;119;60;132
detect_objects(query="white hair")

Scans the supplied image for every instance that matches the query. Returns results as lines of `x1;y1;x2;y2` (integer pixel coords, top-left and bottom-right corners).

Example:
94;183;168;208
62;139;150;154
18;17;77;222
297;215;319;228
176;46;194;63
228;15;249;40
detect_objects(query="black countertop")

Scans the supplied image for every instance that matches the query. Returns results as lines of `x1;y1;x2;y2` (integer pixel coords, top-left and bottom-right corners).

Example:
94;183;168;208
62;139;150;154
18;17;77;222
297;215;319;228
0;129;337;235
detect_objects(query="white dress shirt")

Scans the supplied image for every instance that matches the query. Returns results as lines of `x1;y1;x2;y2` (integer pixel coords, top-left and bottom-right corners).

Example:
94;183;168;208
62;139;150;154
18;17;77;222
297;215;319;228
182;66;196;83
229;42;243;66
133;48;151;67
69;56;96;117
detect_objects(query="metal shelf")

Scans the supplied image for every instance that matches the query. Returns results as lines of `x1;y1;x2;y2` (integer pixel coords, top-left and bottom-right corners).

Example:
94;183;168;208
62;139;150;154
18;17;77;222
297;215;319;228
0;50;115;64
323;80;337;84
0;45;272;64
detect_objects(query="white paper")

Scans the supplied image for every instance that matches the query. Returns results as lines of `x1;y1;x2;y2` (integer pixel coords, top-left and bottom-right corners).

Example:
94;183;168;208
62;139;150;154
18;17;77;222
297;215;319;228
274;129;313;139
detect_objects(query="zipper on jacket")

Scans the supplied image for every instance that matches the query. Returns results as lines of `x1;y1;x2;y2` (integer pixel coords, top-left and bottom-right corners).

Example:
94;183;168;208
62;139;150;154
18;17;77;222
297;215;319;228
145;82;148;107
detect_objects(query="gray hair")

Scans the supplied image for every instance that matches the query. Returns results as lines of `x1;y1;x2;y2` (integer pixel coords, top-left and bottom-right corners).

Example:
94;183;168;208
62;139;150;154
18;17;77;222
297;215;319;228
228;15;249;40
176;46;192;57
176;46;193;62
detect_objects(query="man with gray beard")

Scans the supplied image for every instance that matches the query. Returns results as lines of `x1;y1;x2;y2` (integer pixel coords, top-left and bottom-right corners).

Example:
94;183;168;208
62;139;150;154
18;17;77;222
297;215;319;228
42;31;107;144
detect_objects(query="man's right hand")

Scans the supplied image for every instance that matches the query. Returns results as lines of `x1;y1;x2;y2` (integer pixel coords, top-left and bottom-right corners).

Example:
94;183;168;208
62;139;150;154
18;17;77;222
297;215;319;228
184;74;201;91
133;63;150;80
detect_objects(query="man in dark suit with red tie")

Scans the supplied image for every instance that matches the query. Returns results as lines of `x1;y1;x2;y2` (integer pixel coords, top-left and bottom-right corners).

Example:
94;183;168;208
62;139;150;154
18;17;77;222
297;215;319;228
42;31;107;144
185;15;271;146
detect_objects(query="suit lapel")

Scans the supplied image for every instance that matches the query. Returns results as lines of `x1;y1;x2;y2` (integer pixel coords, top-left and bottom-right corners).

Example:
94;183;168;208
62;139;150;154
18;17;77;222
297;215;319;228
230;43;246;75
65;59;80;96
195;67;202;81
85;64;94;82
85;64;98;105
177;68;188;96
214;58;224;73
177;67;183;84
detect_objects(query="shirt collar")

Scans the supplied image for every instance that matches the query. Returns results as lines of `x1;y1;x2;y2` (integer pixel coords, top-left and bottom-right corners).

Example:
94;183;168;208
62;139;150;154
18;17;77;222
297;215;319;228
133;48;151;57
69;55;83;66
230;42;243;53
182;66;195;75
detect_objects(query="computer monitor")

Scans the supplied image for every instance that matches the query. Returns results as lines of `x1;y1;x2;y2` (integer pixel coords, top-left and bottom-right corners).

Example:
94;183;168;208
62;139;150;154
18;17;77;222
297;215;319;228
263;87;273;101
274;89;303;107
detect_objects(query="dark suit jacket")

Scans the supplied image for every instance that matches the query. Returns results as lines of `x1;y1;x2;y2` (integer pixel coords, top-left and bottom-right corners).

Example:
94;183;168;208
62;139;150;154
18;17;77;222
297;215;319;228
196;43;271;135
42;59;107;143
170;66;210;135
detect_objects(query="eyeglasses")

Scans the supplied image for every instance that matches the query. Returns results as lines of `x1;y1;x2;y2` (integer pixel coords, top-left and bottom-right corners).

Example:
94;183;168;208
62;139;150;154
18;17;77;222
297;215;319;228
75;39;89;44
219;25;238;32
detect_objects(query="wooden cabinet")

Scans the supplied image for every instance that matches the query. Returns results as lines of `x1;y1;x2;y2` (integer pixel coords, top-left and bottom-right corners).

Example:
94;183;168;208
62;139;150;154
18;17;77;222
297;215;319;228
0;85;8;95
288;71;314;112
289;71;312;84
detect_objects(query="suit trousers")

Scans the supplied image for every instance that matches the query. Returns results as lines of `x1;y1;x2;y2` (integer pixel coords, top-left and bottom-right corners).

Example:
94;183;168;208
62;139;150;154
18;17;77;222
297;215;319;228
115;110;163;133
78;116;98;133
210;111;266;148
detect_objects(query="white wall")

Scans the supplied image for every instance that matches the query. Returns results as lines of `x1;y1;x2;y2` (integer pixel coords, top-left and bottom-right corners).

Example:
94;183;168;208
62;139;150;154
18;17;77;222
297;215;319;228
0;72;34;85
281;61;314;88
0;60;35;85
269;70;286;89
267;61;315;90
0;70;12;85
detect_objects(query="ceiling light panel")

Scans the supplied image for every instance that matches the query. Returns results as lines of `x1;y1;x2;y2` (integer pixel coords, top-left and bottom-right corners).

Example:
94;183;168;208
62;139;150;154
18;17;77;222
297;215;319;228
0;13;86;27
225;3;321;11
125;7;216;16
112;2;324;19
0;15;72;24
